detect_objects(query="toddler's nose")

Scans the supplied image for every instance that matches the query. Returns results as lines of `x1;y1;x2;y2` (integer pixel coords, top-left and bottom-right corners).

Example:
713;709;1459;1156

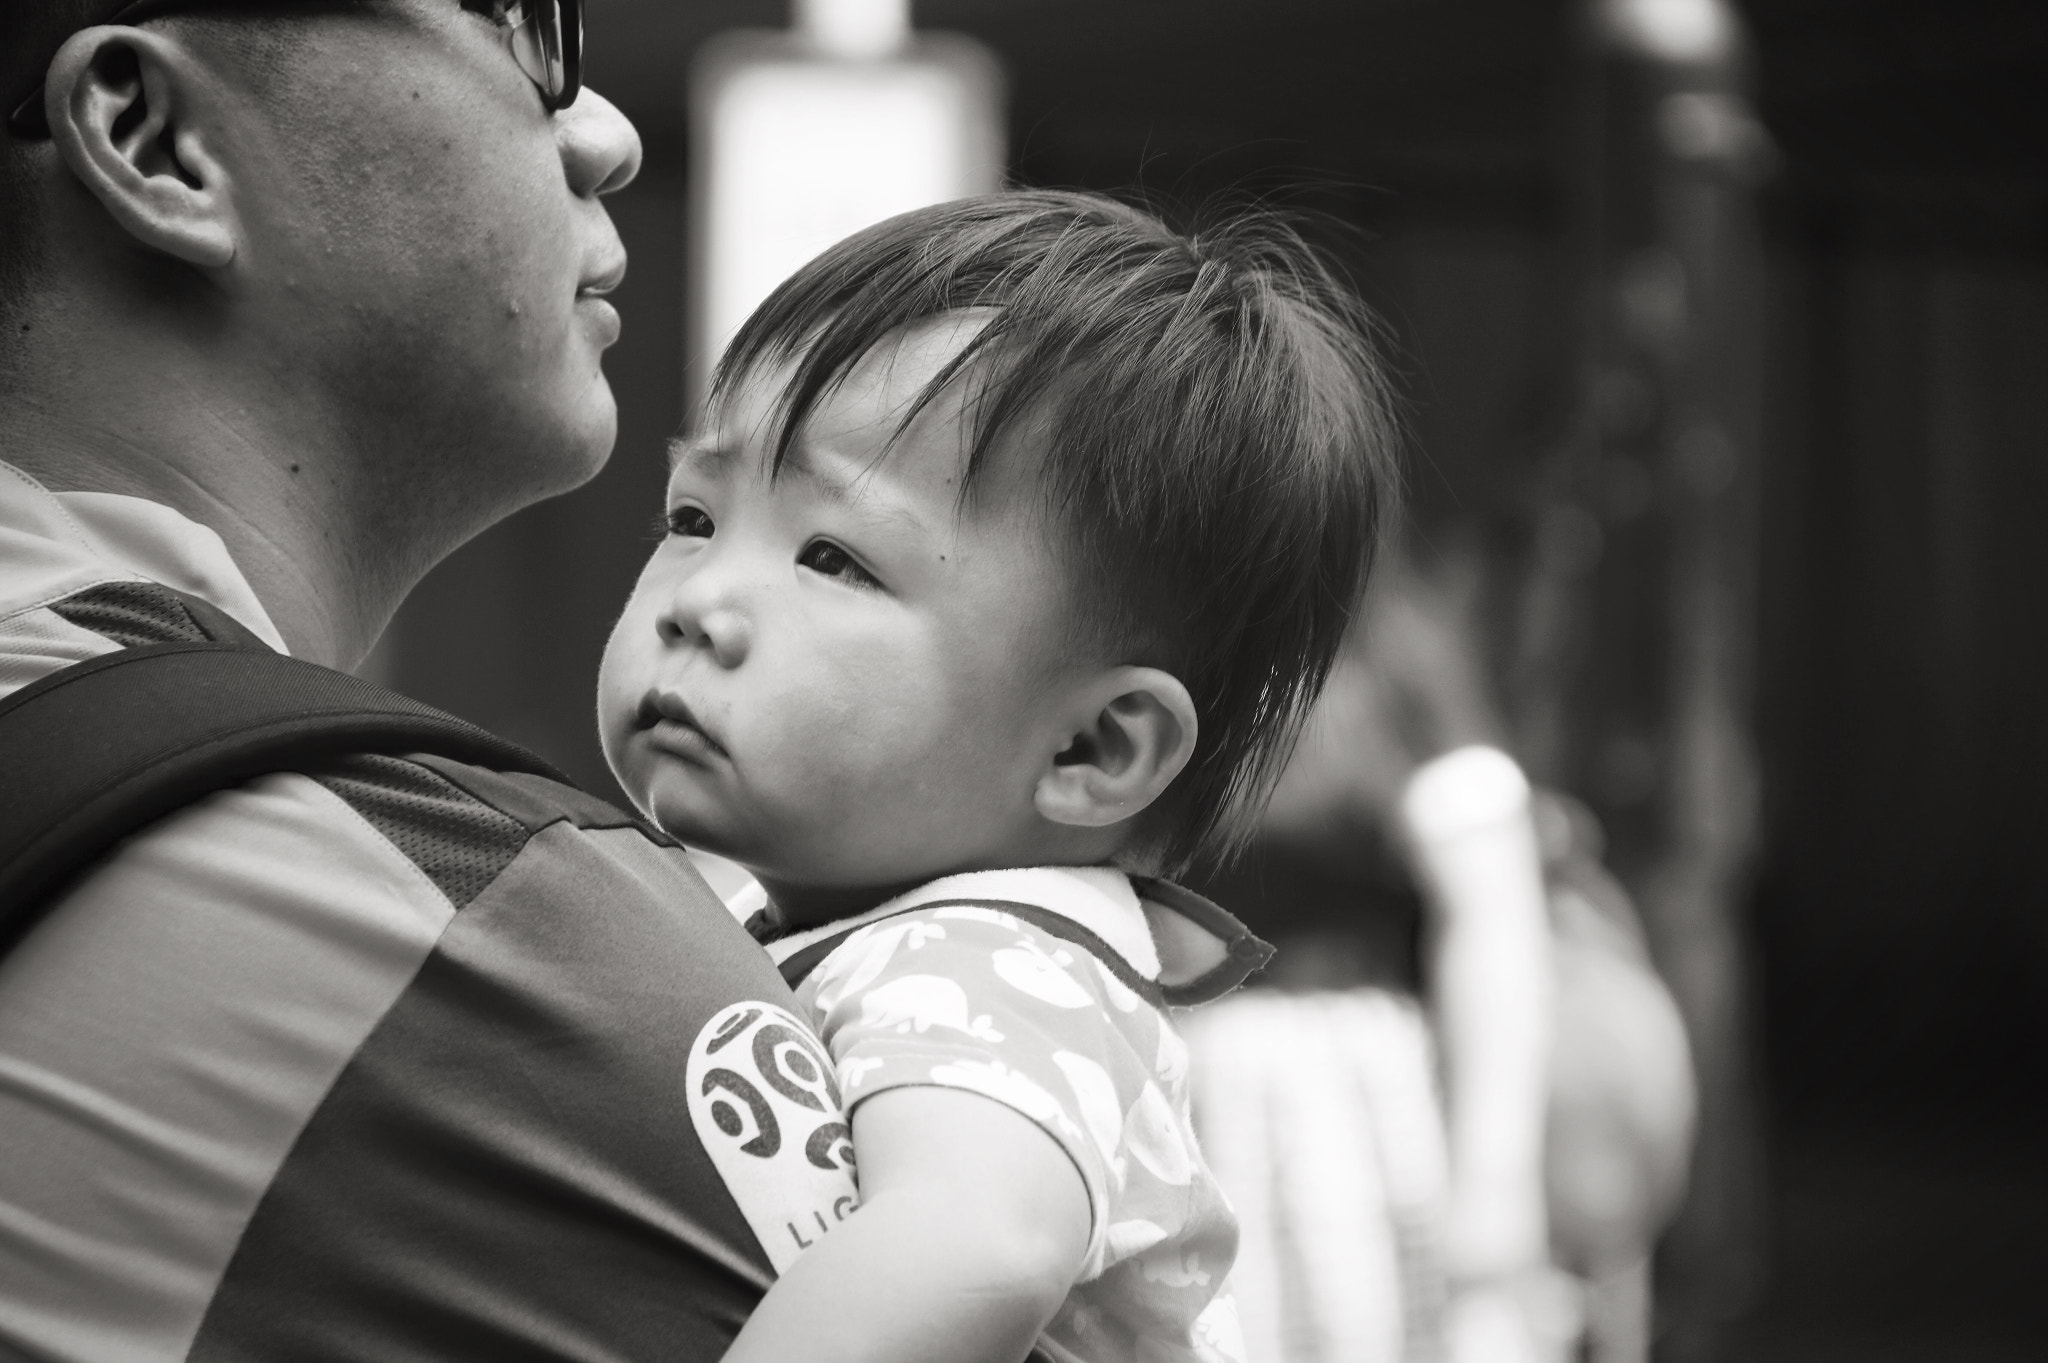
657;599;750;669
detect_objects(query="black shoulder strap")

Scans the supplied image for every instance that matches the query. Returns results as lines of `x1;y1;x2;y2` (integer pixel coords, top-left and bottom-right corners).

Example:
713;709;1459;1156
0;642;567;953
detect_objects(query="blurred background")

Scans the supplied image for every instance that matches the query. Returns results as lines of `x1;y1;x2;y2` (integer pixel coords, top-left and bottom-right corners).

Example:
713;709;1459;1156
376;1;2048;1358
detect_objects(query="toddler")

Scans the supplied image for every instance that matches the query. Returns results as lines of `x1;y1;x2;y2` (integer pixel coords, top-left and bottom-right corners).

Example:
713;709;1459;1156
598;191;1399;1363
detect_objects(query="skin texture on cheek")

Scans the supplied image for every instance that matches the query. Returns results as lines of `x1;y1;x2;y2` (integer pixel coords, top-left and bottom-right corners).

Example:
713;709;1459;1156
603;530;1067;893
748;571;1072;892
778;669;1003;861
221;4;612;524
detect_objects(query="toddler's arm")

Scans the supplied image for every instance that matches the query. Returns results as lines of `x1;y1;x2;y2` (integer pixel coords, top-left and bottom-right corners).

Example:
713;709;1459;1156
721;1083;1093;1363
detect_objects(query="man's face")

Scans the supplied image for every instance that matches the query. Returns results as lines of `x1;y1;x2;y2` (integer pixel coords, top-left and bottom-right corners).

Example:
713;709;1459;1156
599;318;1091;912
216;0;637;527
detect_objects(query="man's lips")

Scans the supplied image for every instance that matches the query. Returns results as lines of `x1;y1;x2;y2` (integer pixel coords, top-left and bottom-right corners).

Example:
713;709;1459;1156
637;690;728;761
576;256;626;347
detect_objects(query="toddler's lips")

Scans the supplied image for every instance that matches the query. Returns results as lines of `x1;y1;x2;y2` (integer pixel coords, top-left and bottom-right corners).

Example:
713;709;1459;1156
639;691;729;762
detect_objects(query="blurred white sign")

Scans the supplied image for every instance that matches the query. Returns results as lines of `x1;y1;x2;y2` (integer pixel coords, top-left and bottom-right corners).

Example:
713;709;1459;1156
688;30;1004;402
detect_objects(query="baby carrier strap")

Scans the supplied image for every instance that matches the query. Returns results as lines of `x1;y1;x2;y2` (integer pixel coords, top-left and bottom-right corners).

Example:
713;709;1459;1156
0;640;566;956
764;897;1172;1009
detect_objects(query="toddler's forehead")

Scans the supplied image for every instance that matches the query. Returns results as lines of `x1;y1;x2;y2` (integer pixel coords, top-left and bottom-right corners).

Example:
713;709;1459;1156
695;338;1062;515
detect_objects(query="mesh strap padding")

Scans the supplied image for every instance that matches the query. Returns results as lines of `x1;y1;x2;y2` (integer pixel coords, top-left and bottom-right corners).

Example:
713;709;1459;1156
0;642;565;952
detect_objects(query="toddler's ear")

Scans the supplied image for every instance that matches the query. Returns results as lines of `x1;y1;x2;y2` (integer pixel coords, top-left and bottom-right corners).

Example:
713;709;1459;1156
1034;668;1198;830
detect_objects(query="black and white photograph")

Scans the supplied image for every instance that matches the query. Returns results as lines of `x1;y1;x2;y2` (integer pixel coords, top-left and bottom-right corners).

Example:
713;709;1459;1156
2;2;2043;1360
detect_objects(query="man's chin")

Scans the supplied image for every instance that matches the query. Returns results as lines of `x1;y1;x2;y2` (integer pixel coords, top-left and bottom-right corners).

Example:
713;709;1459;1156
560;387;619;491
512;392;616;505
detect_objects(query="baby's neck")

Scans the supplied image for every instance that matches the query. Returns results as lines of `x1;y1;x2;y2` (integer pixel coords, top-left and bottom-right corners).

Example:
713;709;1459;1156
750;823;1150;931
757;856;1147;933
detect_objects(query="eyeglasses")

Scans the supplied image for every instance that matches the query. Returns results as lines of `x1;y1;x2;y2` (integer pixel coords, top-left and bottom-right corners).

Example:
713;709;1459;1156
491;0;583;113
6;0;583;138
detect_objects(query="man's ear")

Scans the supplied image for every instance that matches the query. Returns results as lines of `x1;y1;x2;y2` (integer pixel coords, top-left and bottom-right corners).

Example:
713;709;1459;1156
42;26;238;269
1034;667;1199;830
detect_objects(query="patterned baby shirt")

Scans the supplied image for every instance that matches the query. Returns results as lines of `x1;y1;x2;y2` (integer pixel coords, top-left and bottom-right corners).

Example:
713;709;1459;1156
759;867;1273;1363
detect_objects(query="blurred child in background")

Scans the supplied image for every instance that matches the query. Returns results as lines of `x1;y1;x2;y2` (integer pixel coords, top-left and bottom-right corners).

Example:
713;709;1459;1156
1188;543;1695;1363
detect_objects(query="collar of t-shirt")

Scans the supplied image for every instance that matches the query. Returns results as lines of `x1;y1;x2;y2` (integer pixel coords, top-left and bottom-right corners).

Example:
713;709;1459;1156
748;865;1271;998
0;458;289;653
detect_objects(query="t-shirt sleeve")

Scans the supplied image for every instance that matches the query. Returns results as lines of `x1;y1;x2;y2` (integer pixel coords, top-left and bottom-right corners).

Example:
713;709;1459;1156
798;905;1150;1264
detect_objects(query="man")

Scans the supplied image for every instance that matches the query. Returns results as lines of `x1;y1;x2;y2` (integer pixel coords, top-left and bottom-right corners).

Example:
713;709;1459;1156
0;3;850;1357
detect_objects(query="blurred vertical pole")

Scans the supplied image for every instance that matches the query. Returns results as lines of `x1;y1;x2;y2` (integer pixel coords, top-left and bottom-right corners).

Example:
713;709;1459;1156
1560;2;1773;1358
686;0;1003;406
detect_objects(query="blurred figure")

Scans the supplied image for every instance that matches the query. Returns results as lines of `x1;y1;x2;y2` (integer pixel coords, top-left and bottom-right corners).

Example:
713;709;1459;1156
1187;545;1694;1363
1534;790;1697;1362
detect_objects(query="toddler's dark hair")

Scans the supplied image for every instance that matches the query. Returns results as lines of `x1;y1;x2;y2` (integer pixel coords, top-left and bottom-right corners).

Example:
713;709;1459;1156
710;189;1401;874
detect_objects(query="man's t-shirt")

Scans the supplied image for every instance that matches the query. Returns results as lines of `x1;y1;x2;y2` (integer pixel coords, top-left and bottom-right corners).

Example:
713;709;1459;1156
0;460;854;1360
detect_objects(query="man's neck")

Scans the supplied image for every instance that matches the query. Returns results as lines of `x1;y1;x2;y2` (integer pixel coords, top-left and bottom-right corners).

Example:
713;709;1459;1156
0;350;384;669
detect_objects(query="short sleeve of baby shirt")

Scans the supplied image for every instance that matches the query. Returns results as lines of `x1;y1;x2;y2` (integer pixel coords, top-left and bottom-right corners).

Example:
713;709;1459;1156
797;904;1167;1264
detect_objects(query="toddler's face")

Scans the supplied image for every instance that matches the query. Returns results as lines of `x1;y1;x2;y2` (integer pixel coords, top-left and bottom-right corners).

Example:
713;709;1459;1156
599;318;1085;911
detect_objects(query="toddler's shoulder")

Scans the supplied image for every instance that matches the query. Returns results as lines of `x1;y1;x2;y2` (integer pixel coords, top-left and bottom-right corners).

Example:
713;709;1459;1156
806;898;1133;1031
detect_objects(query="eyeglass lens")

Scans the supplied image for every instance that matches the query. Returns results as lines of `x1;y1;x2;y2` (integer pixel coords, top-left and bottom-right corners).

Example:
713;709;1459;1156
507;0;581;110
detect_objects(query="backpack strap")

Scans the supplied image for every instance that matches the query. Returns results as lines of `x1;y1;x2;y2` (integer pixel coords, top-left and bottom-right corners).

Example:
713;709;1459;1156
0;642;567;955
760;897;1170;1009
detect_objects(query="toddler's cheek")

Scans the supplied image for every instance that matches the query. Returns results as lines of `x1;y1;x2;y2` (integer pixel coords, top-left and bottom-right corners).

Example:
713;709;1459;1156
594;666;648;802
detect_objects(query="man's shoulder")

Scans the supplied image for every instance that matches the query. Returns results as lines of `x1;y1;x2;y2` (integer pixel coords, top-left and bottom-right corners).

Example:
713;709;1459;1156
0;576;243;698
175;754;797;1359
0;604;800;1360
0;751;793;1362
0;566;725;932
304;748;696;915
0;555;723;930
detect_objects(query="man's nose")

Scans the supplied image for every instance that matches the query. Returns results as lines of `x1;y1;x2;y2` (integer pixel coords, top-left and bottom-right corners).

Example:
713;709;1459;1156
557;87;642;198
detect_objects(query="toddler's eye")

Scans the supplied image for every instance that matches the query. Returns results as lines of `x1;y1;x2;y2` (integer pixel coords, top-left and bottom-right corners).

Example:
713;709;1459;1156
666;505;715;539
798;540;881;590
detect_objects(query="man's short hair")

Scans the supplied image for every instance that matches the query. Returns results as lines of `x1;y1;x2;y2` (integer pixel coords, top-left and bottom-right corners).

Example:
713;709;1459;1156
1;0;356;121
711;189;1403;874
2;0;136;121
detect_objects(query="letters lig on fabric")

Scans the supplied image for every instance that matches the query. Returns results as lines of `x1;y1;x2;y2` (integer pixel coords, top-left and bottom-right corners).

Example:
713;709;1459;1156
689;1000;862;1271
